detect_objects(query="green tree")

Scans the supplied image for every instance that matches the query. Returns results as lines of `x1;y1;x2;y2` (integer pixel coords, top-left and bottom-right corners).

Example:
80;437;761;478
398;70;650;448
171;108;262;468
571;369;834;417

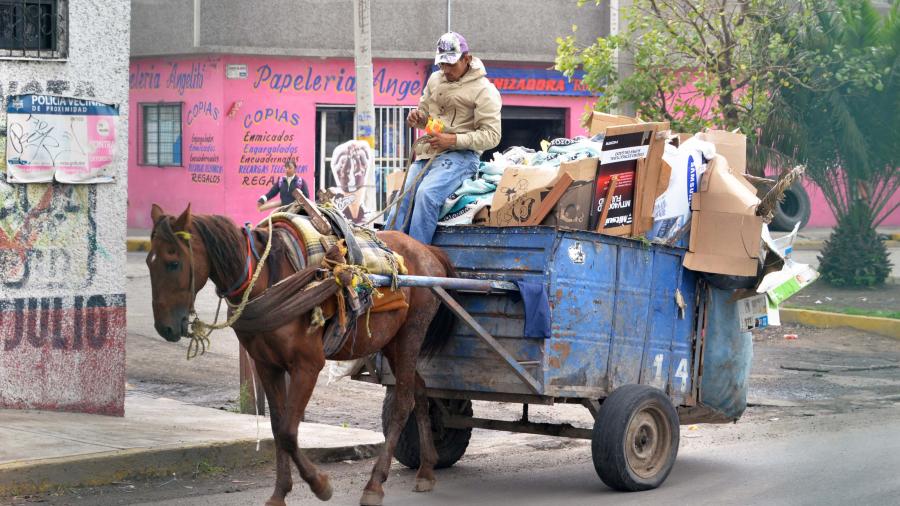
762;0;898;286
556;0;805;170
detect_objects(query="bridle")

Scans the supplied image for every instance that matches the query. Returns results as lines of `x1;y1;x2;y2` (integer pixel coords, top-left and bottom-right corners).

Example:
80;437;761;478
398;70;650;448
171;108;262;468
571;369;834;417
152;214;276;359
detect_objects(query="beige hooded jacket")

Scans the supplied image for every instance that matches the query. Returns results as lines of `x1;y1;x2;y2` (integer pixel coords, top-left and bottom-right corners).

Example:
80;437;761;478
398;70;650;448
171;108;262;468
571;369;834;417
414;57;502;160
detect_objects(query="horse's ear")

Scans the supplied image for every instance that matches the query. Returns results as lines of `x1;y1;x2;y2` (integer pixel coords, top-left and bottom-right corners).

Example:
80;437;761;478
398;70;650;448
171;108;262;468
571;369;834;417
150;204;165;224
173;203;192;231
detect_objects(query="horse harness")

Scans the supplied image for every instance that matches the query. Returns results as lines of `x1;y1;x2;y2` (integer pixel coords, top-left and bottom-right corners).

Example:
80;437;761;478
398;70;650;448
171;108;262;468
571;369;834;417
160;213;385;359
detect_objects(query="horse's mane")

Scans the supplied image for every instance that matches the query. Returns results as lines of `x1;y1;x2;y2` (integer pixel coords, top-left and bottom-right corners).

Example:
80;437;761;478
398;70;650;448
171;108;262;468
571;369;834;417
152;213;246;286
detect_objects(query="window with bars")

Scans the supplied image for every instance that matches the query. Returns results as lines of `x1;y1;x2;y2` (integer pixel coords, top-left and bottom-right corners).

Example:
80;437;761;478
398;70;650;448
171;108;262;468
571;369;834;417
0;0;67;59
141;103;183;167
315;106;419;210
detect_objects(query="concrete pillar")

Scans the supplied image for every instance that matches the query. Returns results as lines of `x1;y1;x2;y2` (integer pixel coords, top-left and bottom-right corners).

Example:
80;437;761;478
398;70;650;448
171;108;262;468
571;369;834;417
0;1;131;416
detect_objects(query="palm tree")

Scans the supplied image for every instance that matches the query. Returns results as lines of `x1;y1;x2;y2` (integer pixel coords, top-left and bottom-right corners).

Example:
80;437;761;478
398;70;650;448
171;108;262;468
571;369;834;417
761;0;898;286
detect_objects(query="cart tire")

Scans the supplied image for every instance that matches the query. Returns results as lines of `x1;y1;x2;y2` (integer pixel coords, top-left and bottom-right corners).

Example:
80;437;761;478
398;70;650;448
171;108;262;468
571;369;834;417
382;387;473;469
591;384;679;491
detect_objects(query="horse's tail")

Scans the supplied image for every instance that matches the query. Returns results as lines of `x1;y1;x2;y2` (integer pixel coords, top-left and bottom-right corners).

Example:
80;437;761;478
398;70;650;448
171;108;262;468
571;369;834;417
420;245;457;361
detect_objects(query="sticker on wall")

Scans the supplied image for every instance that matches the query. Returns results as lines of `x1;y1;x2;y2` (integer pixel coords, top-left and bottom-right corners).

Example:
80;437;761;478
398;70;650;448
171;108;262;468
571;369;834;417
4;94;119;184
226;64;248;79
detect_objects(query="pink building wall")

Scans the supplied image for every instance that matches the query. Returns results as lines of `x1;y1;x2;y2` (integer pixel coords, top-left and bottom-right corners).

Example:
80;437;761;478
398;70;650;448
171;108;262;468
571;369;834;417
128;56;595;229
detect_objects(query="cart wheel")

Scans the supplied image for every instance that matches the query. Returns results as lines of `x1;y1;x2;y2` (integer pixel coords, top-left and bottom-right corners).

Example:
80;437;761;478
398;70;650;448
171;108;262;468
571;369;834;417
382;387;473;469
591;384;679;491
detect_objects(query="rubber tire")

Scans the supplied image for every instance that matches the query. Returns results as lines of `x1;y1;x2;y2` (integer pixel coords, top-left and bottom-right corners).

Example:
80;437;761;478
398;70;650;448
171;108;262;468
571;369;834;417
771;181;811;231
382;387;473;469
591;384;680;492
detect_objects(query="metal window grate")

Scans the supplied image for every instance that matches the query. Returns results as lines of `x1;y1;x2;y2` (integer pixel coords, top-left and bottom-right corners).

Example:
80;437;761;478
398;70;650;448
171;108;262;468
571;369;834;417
142;103;183;167
0;0;67;59
316;106;418;211
374;106;419;210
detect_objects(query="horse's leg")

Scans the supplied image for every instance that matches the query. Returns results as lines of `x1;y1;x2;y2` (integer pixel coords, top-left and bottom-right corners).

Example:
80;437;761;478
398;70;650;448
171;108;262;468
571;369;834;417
361;341;419;506
255;362;294;506
281;363;333;502
411;371;438;492
413;371;437;492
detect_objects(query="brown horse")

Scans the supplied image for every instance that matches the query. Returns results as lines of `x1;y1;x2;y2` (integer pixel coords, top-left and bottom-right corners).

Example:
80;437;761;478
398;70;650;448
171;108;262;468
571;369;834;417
146;204;455;506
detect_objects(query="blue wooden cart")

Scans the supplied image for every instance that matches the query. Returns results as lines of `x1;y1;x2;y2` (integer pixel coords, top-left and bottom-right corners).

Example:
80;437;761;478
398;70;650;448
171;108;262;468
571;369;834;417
358;225;752;491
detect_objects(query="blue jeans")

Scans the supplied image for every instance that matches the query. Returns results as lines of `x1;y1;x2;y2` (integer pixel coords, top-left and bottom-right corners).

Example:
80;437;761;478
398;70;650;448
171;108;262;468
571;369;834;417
387;150;479;244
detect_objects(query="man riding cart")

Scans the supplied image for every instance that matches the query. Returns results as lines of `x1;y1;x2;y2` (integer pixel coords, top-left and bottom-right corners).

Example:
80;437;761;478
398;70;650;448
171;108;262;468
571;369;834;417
387;31;502;244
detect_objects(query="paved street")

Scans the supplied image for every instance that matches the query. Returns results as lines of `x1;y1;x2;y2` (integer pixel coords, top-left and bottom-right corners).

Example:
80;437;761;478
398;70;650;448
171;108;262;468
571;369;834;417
6;252;895;506
11;406;899;505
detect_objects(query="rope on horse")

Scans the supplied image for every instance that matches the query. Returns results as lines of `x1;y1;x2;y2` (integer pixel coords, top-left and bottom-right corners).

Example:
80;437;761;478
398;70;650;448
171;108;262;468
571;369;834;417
185;213;276;359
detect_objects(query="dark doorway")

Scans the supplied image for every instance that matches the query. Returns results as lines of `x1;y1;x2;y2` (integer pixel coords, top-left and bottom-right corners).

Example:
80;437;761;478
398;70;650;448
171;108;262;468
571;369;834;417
483;106;567;161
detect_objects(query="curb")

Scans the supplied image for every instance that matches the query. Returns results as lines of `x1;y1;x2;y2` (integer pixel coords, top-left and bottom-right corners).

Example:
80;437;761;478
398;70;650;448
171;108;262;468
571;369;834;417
793;239;900;250
0;437;383;497
127;237;151;252
780;308;900;340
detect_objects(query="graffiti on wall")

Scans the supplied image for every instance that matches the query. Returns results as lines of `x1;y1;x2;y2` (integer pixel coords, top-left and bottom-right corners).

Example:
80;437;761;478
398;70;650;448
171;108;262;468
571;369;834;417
0;180;96;290
4;95;119;184
0;294;125;351
0;292;126;416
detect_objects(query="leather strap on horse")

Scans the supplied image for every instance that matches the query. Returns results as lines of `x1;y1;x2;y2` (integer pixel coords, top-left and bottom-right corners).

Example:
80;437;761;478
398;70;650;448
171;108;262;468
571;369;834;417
320;205;364;265
229;266;341;334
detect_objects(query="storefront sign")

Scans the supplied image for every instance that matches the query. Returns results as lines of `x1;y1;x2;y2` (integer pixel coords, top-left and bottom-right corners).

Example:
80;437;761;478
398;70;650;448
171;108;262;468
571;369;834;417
486;68;591;97
5;94;118;184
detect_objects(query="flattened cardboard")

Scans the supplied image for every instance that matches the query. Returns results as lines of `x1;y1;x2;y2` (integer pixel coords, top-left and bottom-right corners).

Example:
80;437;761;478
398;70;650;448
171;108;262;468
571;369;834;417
590;124;658;235
696;130;746;174
490;158;598;227
683;154;763;277
684;208;762;276
586;117;670;236
542;180;595;229
472;206;490;225
693;156;758;213
589;112;641;136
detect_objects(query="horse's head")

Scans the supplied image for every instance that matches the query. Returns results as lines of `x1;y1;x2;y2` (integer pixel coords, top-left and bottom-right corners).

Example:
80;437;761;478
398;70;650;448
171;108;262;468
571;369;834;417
147;203;208;342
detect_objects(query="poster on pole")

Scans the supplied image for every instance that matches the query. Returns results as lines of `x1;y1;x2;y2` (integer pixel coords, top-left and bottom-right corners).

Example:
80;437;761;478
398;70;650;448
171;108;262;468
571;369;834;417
4;95;119;184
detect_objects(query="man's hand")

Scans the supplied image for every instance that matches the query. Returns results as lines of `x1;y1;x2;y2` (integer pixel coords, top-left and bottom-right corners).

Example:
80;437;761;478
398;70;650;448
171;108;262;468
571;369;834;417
406;110;427;128
427;132;457;151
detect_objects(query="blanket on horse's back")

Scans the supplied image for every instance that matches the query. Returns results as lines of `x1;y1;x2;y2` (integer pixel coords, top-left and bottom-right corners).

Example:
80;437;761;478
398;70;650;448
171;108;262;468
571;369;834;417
260;212;407;277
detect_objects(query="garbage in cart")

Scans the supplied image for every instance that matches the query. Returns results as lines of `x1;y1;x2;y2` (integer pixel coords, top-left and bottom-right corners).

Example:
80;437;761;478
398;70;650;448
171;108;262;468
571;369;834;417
389;110;817;329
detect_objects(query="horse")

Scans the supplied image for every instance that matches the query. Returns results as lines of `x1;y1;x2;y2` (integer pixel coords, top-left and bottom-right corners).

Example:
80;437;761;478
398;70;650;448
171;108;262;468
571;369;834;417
146;203;456;506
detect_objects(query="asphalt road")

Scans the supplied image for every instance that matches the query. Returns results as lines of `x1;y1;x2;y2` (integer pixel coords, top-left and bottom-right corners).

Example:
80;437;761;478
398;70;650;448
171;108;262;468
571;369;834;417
19;406;898;506
99;252;900;506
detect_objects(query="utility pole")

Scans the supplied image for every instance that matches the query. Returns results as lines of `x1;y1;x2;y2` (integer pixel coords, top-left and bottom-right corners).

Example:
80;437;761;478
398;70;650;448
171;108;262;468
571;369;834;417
353;0;377;212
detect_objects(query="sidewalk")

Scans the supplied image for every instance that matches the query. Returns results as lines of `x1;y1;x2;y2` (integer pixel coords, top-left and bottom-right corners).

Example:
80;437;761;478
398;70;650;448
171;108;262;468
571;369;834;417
0;391;384;496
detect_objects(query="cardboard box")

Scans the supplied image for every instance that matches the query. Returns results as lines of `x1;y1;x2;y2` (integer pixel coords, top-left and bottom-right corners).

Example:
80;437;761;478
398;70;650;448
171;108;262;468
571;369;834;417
589;112;641;136
590;123;669;235
737;293;770;331
472;206;490;225
696;130;746;174
756;260;820;306
489;158;598;227
683;155;764;276
541;179;596;230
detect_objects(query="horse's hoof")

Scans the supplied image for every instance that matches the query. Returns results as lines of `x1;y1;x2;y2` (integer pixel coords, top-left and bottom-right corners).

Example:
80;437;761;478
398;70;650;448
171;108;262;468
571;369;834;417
265;499;286;506
313;473;333;501
414;478;436;493
360;489;384;506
